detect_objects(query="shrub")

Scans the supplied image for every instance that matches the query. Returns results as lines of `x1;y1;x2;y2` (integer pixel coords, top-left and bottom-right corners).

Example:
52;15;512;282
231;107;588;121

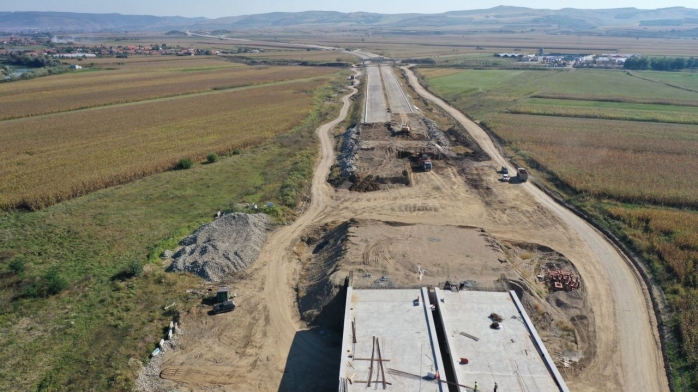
174;158;193;170
206;153;219;163
112;259;143;281
21;268;68;298
44;268;68;295
8;257;25;275
127;259;143;277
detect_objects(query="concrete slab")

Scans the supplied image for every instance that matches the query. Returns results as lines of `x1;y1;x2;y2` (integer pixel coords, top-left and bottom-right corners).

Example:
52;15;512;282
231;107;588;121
380;65;413;114
339;288;445;392
435;289;566;392
364;66;390;123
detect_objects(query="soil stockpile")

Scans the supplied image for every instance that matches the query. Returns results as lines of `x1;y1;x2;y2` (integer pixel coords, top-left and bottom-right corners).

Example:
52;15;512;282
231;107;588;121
167;213;269;281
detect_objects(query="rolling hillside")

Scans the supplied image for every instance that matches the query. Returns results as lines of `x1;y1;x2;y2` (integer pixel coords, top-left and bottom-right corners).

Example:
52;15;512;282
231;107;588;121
2;7;698;33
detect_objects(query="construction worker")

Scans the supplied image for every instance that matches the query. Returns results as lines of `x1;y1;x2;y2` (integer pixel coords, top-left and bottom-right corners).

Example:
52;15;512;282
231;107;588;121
473;381;478;391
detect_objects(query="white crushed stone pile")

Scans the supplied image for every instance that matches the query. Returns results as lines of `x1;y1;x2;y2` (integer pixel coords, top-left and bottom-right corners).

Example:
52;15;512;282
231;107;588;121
167;213;269;281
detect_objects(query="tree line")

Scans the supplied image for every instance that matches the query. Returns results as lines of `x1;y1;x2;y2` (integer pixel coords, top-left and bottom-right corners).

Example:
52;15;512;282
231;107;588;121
4;52;62;68
624;56;698;71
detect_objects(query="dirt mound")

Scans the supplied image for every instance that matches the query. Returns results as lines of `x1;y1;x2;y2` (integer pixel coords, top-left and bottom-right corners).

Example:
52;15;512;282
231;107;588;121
167;213;269;282
349;174;381;192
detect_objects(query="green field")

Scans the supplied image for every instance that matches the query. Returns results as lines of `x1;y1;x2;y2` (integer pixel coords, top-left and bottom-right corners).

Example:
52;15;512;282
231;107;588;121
0;70;346;391
420;68;698;115
511;97;698;124
635;70;698;91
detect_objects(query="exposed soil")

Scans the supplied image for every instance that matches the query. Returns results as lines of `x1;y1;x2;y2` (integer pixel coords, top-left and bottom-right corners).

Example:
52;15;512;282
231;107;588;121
502;242;592;373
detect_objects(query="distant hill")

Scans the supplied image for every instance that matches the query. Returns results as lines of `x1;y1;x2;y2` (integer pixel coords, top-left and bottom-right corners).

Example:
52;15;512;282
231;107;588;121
1;7;698;32
0;12;206;31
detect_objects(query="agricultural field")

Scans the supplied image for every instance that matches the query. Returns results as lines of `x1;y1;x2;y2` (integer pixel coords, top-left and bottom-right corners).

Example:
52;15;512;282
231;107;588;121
297;31;698;57
635;70;698;91
0;71;346;391
237;49;357;63
510;98;698;124
533;70;698;105
420;66;698;389
0;76;335;210
0;57;336;120
605;205;698;388
482;114;698;207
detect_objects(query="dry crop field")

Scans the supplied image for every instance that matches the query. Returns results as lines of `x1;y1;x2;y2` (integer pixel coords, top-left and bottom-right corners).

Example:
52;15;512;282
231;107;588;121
0;57;336;120
482;114;698;207
606;206;698;378
240;49;357;63
299;32;698;57
0;77;331;210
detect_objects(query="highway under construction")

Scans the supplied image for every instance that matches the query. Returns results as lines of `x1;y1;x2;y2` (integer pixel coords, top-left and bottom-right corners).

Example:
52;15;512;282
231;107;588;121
152;59;669;392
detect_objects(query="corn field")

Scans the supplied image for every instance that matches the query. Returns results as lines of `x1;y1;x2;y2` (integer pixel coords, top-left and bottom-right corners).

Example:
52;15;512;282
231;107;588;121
484;114;698;208
0;78;329;210
0;62;335;120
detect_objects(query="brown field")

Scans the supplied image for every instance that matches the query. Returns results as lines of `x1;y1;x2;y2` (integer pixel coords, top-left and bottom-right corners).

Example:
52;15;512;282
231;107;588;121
0;60;337;120
241;49;357;63
297;32;698;57
0;77;331;210
482;114;698;207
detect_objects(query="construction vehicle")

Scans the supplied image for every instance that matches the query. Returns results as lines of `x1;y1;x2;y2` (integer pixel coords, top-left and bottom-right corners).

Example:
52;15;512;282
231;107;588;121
213;300;236;314
517;167;529;182
216;286;232;303
419;154;432;172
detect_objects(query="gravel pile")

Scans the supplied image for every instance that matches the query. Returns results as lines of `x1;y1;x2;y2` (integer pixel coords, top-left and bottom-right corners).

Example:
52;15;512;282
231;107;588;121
424;118;457;159
167;213;269;282
337;125;359;179
424;118;449;146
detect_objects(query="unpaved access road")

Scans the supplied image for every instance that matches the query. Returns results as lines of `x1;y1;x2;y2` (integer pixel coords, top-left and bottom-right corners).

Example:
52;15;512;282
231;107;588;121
401;66;669;392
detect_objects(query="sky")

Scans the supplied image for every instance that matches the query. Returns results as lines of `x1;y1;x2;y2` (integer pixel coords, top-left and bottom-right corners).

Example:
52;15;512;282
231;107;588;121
2;0;697;18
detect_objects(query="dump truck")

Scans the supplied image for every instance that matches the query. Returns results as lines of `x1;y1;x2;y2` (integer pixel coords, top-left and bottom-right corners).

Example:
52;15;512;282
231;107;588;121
517;167;529;182
419;154;432;172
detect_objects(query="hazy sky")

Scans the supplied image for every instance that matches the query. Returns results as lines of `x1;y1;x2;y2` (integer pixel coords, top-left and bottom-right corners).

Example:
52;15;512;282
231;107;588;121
3;0;696;18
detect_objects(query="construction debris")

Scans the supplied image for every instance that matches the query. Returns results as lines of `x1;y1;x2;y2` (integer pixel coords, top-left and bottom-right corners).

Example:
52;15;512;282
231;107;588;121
545;268;581;291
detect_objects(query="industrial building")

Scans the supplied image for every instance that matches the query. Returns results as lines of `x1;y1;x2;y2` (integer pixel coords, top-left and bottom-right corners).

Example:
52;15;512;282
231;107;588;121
338;279;568;392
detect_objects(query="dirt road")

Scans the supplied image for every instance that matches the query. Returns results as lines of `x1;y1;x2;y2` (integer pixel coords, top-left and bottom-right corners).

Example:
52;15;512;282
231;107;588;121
401;66;669;392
